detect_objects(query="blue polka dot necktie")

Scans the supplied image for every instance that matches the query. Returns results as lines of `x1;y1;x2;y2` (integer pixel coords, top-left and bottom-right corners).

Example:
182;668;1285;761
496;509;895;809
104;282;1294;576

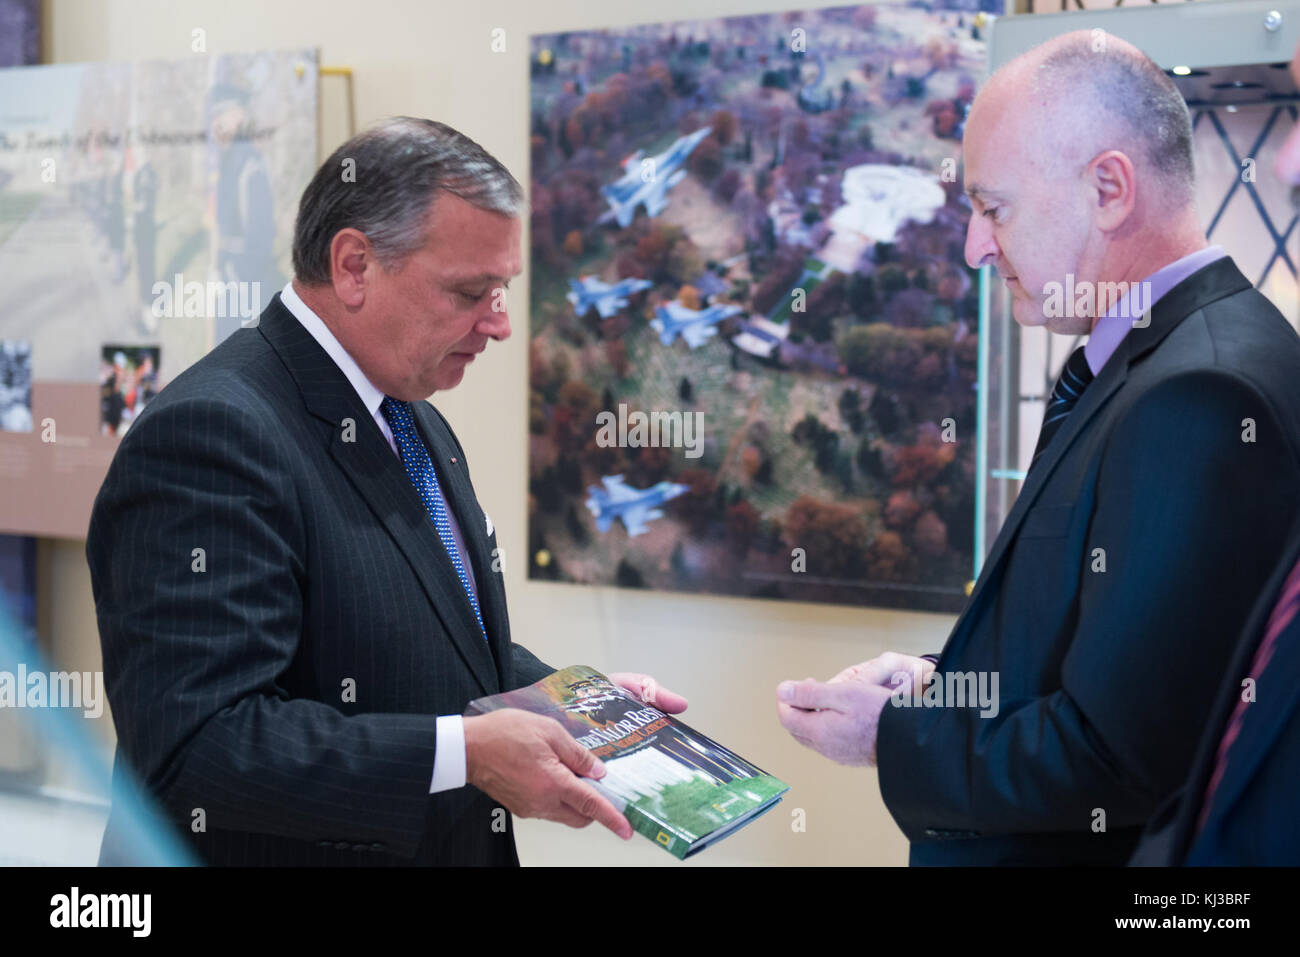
380;397;487;640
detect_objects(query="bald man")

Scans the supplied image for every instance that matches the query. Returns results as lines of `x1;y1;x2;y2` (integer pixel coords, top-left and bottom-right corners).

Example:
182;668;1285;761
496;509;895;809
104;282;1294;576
778;31;1300;865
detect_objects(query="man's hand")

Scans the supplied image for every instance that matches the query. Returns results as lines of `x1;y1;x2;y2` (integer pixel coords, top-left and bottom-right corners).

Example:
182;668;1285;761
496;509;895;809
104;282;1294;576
607;672;688;713
463;709;633;839
827;652;935;689
777;652;935;767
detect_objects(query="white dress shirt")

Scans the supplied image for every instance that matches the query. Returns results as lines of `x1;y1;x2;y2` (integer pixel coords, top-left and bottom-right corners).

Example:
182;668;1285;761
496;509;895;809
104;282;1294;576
280;280;471;794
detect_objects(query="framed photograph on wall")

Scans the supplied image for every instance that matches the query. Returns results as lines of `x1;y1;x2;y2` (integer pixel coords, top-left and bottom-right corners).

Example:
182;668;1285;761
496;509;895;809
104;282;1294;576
527;2;1003;613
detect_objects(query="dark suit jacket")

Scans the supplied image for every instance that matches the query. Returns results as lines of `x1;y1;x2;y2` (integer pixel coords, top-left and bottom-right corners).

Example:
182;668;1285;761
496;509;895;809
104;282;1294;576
87;293;553;866
877;256;1300;865
1130;517;1300;866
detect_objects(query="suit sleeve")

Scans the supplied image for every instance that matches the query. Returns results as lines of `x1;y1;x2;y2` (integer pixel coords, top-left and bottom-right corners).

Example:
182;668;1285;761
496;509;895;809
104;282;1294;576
878;369;1300;837
87;395;440;857
510;644;556;688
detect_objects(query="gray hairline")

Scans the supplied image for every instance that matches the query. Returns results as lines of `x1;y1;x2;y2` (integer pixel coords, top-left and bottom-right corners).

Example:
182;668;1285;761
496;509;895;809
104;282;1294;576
293;117;524;285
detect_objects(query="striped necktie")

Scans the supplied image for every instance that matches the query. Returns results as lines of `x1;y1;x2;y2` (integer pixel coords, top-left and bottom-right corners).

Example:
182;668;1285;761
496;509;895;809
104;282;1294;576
1196;552;1300;833
1030;346;1094;473
380;397;487;640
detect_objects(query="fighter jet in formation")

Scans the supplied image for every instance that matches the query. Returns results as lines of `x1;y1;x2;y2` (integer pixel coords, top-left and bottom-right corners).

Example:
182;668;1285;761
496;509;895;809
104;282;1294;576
599;126;712;229
650;300;743;349
566;275;653;319
585;475;688;537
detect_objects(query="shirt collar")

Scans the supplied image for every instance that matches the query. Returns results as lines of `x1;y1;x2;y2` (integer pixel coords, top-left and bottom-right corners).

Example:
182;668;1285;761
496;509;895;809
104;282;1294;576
279;280;387;419
1083;245;1228;375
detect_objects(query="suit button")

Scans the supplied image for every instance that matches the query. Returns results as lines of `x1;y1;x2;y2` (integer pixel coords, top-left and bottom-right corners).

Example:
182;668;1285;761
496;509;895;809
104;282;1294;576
334;841;350;850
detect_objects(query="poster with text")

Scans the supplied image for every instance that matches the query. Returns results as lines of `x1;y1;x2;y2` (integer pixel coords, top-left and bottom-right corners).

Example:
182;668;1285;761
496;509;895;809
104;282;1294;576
0;47;317;538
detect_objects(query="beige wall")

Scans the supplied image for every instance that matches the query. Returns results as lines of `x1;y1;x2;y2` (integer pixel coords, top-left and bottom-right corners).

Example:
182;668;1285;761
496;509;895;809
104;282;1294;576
38;0;960;865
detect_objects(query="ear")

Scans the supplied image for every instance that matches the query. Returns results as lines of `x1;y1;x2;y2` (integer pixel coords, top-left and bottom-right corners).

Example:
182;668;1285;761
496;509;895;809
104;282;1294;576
328;228;373;308
1086;149;1137;232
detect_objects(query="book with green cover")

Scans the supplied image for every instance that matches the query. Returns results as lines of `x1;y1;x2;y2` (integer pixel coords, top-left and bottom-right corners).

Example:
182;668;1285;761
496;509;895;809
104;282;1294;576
465;665;789;859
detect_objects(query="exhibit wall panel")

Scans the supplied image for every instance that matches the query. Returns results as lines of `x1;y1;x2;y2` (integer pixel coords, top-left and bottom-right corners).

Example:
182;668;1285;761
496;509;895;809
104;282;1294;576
35;0;992;866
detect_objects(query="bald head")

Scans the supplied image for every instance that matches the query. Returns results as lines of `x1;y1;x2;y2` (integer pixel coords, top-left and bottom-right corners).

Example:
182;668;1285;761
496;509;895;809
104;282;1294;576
962;30;1205;333
973;30;1194;210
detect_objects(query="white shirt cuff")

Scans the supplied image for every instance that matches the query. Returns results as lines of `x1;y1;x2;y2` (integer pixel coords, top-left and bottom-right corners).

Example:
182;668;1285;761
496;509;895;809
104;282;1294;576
429;714;467;793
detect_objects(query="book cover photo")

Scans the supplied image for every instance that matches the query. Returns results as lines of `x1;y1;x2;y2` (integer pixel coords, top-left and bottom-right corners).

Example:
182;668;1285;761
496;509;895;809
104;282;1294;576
466;666;790;859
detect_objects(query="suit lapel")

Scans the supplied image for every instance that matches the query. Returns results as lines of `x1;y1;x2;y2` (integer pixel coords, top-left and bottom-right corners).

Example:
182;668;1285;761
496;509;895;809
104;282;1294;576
937;354;1128;666
983;353;1125;588
1120;256;1251;366
410;401;513;673
939;257;1253;668
257;294;499;695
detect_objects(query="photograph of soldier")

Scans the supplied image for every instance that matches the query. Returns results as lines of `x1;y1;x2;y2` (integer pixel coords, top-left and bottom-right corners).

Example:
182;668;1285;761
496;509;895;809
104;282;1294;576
209;82;280;345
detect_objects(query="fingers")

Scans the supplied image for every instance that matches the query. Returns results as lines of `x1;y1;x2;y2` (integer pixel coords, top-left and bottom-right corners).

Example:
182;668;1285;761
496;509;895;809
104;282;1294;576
646;682;689;713
777;702;843;762
776;701;818;740
609;672;689;713
859;652;925;686
642;686;691;712
561;778;633;839
828;661;869;684
622;673;658;703
829;653;930;691
544;719;607;780
548;805;595;830
537;721;630;836
776;677;849;711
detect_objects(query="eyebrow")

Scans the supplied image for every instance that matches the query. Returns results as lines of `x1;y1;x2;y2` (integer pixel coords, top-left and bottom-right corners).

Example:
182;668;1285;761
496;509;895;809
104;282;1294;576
449;270;521;285
964;184;1007;205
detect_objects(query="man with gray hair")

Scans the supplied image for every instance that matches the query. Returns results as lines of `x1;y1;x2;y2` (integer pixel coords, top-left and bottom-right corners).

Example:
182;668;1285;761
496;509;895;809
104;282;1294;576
88;117;685;866
778;32;1300;864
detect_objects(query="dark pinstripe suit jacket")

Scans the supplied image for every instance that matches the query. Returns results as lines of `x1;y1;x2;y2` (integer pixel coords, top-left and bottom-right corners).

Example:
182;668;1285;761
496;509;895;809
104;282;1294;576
87;293;553;866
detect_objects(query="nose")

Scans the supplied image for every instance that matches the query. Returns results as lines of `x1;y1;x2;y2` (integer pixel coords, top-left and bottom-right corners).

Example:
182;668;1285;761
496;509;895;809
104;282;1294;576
478;290;512;342
964;210;999;271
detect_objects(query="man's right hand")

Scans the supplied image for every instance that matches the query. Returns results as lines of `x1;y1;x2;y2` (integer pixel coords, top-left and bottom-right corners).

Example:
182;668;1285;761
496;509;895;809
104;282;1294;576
463;709;634;840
